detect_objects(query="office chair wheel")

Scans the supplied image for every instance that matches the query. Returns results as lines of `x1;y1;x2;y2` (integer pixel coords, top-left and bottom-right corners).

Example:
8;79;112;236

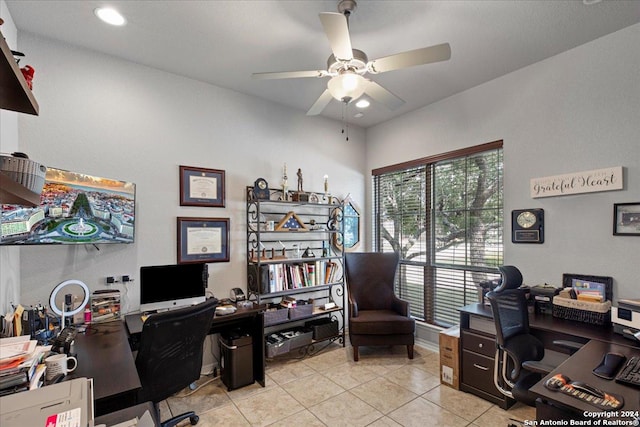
189;381;197;390
189;415;199;425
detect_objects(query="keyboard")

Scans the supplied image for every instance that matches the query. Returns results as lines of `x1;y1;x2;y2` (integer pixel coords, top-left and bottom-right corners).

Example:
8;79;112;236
615;356;640;387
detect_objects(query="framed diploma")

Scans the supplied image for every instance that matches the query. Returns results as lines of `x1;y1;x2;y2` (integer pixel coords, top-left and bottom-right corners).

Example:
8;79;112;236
180;165;225;207
177;217;230;263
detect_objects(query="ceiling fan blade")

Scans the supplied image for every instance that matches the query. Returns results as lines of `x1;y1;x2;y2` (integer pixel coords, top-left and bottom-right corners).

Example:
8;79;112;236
252;70;326;80
319;12;353;61
365;80;405;111
307;89;334;116
368;43;451;74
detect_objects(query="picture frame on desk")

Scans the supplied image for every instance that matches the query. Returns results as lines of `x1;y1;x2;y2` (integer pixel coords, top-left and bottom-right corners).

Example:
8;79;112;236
179;165;225;207
613;202;640;236
177;217;229;263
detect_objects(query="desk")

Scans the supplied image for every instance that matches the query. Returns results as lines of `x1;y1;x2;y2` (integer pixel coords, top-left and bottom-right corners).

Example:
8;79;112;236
531;340;640;422
125;303;266;388
459;303;640;414
68;321;141;416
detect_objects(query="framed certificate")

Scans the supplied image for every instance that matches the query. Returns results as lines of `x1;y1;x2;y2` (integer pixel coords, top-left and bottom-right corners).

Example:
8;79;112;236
177;217;229;264
179;165;225;207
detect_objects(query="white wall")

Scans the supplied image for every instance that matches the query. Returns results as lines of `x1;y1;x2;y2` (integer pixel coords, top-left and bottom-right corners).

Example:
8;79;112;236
15;32;366;313
0;0;21;315
366;24;640;301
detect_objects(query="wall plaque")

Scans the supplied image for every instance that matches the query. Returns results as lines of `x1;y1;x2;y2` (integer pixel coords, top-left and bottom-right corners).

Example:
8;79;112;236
530;166;623;199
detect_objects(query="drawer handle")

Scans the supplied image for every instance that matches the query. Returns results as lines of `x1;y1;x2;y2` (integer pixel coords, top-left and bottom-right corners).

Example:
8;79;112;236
478;343;483;348
473;363;489;371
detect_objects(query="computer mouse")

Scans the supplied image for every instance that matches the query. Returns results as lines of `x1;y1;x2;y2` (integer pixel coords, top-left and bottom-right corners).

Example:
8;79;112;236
571;381;605;398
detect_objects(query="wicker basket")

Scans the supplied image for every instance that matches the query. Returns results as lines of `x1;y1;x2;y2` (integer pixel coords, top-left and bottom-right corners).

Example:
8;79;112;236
288;303;313;320
552;296;611;325
264;304;288;326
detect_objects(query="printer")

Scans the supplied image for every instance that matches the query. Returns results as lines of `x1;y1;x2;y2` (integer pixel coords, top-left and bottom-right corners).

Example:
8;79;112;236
612;299;640;341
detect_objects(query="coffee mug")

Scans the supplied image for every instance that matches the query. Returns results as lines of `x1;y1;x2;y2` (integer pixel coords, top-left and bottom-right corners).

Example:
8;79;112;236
45;353;78;381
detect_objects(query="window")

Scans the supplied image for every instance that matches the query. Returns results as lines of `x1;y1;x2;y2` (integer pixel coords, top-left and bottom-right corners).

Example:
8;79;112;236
373;141;503;327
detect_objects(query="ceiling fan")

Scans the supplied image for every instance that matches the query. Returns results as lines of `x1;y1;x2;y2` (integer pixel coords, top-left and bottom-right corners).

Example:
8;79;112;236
252;0;451;116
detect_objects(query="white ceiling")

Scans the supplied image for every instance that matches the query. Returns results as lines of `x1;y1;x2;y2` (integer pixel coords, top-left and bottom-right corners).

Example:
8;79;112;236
5;0;640;128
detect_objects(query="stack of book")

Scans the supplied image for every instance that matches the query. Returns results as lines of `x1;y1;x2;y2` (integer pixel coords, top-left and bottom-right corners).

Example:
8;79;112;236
91;289;121;323
0;336;48;396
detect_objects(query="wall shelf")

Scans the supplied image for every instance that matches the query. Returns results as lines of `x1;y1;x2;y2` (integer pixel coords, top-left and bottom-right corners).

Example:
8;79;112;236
0;30;39;115
0;171;41;206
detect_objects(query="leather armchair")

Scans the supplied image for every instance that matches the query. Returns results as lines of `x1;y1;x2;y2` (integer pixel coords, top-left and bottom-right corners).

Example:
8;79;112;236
344;252;415;361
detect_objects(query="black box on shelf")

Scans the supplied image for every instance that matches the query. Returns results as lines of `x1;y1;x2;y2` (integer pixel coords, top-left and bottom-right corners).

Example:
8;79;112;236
305;318;339;341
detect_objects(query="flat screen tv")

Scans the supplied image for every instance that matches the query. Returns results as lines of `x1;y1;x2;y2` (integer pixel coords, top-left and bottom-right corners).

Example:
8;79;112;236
1;167;135;245
139;263;208;312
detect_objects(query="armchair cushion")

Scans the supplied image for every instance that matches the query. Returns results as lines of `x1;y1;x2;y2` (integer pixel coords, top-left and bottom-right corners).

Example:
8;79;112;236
349;309;415;335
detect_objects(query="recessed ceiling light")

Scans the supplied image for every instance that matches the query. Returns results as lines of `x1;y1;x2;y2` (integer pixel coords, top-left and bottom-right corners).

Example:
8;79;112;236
94;7;126;26
354;112;364;118
355;99;370;109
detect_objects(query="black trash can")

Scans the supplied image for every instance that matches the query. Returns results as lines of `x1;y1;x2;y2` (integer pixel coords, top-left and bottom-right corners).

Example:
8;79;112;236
220;330;254;391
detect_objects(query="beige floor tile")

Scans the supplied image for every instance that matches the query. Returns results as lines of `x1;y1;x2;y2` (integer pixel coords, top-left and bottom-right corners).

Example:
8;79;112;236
268;409;327;427
422;385;492;422
350;376;419;414
309;391;383;427
167;378;232;417
302;345;353;372
383;365;441;395
281;372;345;407
367;416;404;427
266;358;316;386
321;361;380;389
472;403;535;427
189;403;251;426
225;374;277;401
234;386;304;426
387;396;470;427
411;351;441;376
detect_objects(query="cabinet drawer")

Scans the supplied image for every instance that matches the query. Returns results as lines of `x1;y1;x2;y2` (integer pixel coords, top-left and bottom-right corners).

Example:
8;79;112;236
461;349;500;397
462;330;495;358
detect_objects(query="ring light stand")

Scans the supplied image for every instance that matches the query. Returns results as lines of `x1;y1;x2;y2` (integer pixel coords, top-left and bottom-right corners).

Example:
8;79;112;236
49;280;90;328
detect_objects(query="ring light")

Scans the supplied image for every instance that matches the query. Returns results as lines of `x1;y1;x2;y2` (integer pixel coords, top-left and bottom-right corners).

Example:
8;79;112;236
49;279;90;319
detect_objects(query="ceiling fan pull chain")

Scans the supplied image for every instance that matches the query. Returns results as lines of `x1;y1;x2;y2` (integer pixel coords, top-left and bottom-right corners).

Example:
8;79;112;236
341;101;349;142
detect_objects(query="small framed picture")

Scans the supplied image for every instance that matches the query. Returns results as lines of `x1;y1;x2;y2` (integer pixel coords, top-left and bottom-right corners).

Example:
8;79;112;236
613;202;640;236
177;217;230;264
180;165;225;207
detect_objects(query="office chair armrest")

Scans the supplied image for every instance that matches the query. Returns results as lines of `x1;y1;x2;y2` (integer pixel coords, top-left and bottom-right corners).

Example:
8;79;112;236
504;334;545;380
553;340;583;354
391;297;409;317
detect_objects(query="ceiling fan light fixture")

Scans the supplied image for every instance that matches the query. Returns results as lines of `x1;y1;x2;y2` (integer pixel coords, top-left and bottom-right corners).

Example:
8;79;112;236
94;7;127;26
327;73;366;103
355;99;370;109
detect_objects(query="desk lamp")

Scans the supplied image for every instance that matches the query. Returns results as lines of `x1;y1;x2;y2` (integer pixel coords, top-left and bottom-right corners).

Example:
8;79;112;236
49;280;89;328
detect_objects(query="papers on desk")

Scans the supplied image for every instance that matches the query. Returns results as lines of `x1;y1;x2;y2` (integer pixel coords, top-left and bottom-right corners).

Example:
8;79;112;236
101;410;156;427
0;336;37;363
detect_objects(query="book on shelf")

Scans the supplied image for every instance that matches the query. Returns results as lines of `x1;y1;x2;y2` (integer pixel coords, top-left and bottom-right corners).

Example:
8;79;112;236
252;260;340;294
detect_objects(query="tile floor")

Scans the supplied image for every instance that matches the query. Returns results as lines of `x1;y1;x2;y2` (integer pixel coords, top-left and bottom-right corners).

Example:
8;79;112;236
160;343;535;426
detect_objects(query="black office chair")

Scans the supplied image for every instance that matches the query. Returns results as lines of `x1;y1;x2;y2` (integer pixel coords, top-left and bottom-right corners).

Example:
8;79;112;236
486;266;580;407
134;298;218;427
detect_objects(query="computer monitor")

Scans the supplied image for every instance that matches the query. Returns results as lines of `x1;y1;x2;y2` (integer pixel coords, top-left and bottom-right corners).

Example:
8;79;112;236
139;263;208;312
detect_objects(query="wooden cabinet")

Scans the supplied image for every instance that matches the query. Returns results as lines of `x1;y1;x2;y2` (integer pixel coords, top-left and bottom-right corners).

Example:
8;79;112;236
1;30;39;115
459;303;516;409
246;187;345;357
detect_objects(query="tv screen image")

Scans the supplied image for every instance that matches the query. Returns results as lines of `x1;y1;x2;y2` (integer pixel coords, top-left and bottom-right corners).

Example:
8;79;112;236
1;167;136;245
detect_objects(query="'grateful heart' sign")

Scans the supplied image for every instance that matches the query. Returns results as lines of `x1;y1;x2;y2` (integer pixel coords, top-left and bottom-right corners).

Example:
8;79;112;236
530;166;623;198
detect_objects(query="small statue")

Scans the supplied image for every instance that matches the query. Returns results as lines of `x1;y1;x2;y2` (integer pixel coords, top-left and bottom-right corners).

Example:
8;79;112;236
297;168;303;193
